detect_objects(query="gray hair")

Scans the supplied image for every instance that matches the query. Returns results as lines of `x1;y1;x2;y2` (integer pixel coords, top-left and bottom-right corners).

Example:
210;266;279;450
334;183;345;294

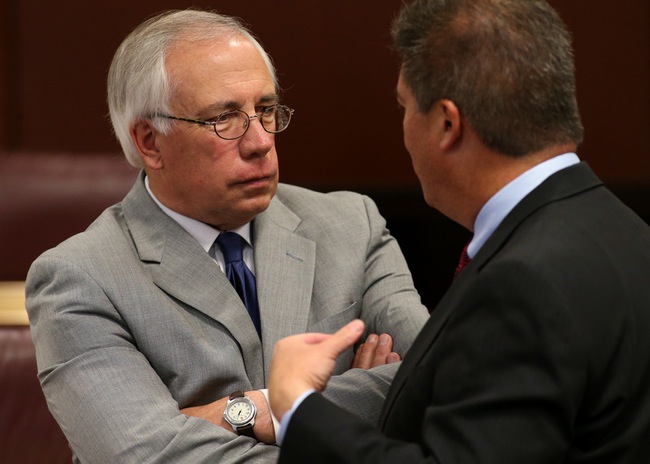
392;0;584;157
107;9;278;167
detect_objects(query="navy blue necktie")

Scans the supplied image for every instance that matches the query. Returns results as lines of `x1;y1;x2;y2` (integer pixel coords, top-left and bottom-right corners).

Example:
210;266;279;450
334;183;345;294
216;232;261;337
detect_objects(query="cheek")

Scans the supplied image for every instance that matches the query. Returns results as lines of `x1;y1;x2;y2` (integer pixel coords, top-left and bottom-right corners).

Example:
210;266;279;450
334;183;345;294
401;107;428;154
402;116;423;163
401;114;415;154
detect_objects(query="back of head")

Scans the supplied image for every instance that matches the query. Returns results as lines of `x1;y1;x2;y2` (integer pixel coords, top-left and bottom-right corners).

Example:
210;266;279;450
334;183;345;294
107;9;277;167
392;0;584;157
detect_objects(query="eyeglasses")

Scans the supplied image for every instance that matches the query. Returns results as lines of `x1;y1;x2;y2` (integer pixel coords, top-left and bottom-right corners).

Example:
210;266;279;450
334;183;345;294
154;104;294;140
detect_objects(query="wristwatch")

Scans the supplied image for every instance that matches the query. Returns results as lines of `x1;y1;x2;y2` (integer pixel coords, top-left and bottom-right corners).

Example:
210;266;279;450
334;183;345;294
223;390;257;438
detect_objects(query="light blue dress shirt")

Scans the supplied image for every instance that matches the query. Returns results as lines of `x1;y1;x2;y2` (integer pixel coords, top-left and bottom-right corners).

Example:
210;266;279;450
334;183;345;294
467;152;579;258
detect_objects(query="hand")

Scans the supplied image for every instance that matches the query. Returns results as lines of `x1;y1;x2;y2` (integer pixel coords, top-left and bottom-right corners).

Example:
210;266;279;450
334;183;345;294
352;333;401;369
269;319;365;421
181;390;276;444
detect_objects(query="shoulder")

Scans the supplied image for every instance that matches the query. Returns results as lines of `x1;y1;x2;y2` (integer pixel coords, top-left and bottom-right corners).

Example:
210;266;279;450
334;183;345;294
31;203;132;269
267;184;388;241
274;183;377;218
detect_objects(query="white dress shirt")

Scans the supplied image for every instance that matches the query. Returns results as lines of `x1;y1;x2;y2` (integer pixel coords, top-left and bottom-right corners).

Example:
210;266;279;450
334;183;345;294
144;176;282;439
144;176;255;272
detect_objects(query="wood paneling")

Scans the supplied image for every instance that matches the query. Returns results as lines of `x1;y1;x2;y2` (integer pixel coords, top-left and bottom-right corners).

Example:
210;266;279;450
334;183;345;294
2;0;649;189
549;0;650;186
0;2;10;148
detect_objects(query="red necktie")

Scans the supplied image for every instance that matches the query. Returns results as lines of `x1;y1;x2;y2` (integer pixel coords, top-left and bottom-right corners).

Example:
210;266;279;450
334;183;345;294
453;242;472;280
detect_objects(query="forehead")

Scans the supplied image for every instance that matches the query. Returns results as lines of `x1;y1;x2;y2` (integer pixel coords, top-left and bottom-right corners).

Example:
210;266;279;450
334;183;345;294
396;70;412;103
166;36;276;111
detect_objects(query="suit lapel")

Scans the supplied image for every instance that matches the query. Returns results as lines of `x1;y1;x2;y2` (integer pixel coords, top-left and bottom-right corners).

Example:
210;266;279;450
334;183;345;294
377;277;469;427
253;196;316;380
121;174;265;387
379;162;603;428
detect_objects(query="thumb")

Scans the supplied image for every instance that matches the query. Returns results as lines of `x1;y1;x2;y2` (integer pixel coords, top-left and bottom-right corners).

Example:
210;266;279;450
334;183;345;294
323;319;365;358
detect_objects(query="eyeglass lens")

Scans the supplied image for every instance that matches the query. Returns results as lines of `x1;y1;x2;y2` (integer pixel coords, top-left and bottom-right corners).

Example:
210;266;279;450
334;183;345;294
215;105;291;139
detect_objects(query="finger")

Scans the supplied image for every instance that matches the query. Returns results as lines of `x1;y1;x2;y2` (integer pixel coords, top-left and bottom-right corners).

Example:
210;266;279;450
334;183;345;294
373;333;393;365
352;342;364;368
323;319;365;358
352;334;378;369
301;332;332;344
387;352;401;363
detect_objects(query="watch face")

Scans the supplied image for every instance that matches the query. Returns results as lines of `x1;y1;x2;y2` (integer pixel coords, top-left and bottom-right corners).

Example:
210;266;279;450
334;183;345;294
225;398;255;425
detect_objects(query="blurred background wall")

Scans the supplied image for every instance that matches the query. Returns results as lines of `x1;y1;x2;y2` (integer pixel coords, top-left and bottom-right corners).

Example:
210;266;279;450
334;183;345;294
1;0;648;186
1;0;649;308
1;4;647;462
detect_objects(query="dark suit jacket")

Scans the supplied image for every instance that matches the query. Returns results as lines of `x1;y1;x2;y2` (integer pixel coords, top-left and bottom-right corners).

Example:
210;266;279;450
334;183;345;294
280;163;650;464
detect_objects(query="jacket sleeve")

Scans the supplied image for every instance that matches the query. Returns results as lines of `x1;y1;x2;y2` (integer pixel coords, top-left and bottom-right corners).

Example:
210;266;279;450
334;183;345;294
322;194;429;425
26;256;281;464
280;393;433;464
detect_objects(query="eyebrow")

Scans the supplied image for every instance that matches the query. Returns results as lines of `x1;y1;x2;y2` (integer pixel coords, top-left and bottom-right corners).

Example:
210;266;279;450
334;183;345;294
197;94;280;119
394;87;404;105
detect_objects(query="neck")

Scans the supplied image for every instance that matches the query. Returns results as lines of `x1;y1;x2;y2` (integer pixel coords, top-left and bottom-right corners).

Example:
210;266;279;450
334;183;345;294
457;143;577;231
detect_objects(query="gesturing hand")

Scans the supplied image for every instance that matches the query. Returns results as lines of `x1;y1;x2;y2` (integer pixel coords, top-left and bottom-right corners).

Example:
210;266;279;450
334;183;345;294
268;319;365;421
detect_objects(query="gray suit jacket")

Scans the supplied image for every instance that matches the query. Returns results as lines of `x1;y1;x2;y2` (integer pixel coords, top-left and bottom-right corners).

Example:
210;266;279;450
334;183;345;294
26;175;429;464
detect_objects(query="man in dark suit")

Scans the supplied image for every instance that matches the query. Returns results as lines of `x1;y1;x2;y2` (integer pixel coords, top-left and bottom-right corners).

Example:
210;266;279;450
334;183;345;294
268;0;650;462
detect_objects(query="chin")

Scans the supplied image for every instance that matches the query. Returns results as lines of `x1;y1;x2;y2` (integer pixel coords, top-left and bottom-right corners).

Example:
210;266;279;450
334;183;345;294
422;190;437;209
230;182;277;223
243;193;274;218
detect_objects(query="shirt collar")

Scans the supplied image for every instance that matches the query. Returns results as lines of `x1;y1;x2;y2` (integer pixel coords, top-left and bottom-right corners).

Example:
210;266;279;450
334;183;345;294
144;175;252;252
468;152;580;258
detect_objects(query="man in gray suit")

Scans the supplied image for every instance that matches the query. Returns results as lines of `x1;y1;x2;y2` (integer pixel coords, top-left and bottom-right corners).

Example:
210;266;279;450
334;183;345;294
25;9;429;464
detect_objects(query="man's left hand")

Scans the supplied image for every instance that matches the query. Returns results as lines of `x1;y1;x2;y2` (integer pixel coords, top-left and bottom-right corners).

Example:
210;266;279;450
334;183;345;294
181;390;275;444
352;333;401;369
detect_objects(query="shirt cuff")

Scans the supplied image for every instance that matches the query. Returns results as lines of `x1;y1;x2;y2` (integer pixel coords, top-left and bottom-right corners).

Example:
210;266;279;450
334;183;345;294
276;389;315;446
259;389;281;444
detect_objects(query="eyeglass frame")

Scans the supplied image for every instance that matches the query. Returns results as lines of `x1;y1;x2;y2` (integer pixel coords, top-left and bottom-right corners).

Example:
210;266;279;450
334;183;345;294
152;104;295;140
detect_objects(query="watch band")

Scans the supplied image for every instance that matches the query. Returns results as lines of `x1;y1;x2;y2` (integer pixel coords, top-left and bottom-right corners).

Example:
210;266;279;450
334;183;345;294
229;390;246;400
236;423;255;438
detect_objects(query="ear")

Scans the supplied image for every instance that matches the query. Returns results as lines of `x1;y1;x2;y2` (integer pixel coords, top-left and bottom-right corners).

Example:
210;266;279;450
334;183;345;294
130;120;164;170
438;99;462;152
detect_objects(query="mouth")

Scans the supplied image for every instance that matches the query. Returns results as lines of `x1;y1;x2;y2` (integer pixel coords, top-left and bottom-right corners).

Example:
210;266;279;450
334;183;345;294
234;172;277;188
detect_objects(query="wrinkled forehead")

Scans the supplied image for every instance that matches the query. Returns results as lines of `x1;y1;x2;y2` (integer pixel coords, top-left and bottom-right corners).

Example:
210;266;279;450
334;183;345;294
167;30;275;84
165;33;252;75
165;36;276;111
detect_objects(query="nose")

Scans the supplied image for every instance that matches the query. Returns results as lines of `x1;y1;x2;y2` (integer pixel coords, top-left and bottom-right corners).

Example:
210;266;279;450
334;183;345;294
239;115;274;158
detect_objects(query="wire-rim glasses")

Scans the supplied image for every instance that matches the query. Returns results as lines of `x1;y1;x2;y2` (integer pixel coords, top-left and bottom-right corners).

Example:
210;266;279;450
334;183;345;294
154;104;294;140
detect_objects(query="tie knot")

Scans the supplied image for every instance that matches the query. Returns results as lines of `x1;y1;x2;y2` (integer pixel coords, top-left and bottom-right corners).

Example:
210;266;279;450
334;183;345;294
217;232;246;264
